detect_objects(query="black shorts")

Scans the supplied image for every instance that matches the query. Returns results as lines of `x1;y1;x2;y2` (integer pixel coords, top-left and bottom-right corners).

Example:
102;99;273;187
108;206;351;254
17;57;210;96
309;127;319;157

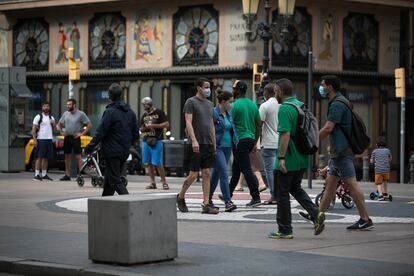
34;139;55;159
188;144;216;171
63;135;82;154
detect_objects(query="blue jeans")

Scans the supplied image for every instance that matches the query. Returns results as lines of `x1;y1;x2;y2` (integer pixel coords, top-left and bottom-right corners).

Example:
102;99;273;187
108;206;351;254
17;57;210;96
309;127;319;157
210;147;232;203
261;148;277;199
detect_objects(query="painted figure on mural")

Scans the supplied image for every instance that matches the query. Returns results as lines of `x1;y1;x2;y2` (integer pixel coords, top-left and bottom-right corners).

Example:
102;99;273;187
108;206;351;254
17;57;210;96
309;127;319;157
70;21;82;61
55;22;68;64
319;13;334;60
134;15;153;61
154;14;164;61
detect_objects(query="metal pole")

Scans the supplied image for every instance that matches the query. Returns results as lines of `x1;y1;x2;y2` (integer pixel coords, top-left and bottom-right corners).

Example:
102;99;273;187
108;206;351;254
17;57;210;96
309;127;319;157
259;0;271;101
401;96;405;183
307;50;313;189
69;80;74;99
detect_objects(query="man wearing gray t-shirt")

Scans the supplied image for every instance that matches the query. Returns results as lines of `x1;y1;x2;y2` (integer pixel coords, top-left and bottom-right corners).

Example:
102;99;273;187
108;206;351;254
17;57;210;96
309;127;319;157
176;78;218;214
57;99;92;180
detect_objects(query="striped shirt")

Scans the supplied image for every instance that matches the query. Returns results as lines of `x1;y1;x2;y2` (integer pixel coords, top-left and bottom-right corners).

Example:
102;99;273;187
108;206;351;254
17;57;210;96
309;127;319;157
370;147;392;173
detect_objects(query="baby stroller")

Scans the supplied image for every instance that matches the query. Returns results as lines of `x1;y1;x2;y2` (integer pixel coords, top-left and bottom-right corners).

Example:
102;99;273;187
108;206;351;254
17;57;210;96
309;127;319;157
76;148;104;187
76;146;129;188
314;168;355;209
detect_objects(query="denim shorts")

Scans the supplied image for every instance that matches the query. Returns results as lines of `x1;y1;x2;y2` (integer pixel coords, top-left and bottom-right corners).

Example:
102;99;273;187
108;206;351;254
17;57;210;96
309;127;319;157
142;140;163;166
328;155;356;180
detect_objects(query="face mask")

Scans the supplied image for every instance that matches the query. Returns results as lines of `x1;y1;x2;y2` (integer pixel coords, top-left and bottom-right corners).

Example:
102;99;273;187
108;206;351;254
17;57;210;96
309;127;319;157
319;85;328;98
225;103;233;112
202;88;211;98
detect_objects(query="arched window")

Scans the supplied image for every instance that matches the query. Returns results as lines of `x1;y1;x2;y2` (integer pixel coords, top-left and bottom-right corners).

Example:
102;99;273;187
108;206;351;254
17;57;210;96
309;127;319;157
13;18;49;71
271;7;311;67
173;5;219;66
343;13;378;71
89;12;126;69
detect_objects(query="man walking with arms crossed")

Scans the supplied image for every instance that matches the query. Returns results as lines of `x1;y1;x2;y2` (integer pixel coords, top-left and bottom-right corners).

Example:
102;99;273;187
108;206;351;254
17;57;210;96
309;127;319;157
314;75;373;235
176;78;218;214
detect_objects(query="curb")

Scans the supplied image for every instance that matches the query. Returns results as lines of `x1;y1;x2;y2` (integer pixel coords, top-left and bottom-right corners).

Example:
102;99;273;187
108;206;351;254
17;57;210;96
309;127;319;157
0;256;148;276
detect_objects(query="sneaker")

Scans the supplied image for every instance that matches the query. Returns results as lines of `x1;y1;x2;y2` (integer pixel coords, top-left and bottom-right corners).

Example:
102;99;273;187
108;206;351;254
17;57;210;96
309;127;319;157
209;201;220;210
314;212;326;235
33;175;43;181
176;194;188;213
60;175;71;181
347;218;374;231
246;199;262;207
42;175;53;181
299;211;315;223
202;204;219;214
268;231;293;239
225;202;237;212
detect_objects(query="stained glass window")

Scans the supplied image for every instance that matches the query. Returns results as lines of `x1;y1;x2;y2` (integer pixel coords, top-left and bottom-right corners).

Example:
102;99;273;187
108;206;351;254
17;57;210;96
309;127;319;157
271;7;311;67
173;5;219;66
89;12;126;70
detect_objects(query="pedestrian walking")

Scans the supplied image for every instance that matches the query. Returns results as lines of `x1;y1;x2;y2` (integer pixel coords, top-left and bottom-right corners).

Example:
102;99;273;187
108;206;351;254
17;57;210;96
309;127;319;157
315;75;373;234
140;96;170;190
228;80;262;207
259;83;280;204
209;88;238;212
84;83;139;196
57;99;92;181
269;78;319;239
31;101;55;181
370;136;392;201
176;78;218;214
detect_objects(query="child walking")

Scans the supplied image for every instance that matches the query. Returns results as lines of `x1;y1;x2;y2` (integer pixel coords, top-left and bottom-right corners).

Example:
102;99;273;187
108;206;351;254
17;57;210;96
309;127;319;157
370;137;392;201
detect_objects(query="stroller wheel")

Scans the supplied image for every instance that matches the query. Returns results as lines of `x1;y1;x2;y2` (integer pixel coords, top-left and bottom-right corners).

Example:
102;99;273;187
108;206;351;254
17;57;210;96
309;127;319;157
97;177;104;187
341;195;355;209
77;176;84;187
121;176;128;187
91;178;97;187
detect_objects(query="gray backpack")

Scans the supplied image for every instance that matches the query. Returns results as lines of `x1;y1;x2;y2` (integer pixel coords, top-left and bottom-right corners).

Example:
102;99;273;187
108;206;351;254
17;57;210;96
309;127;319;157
285;102;319;155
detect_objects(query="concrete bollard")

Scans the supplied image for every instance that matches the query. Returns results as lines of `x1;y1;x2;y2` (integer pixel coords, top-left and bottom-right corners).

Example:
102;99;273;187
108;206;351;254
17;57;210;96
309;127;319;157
410;154;414;184
362;156;370;182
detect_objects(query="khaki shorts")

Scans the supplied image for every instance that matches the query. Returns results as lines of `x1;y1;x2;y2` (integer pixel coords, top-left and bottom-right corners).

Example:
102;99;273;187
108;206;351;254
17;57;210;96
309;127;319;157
375;173;389;185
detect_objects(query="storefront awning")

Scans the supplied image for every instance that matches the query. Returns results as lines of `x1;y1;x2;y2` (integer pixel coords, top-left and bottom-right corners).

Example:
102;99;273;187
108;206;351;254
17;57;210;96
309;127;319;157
10;84;35;98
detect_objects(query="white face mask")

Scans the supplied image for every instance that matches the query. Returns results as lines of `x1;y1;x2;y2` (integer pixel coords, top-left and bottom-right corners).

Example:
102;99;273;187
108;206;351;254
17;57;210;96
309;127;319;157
202;88;211;98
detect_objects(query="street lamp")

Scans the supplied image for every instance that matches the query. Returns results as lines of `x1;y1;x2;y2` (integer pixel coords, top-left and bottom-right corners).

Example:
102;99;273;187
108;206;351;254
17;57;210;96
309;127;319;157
242;0;296;99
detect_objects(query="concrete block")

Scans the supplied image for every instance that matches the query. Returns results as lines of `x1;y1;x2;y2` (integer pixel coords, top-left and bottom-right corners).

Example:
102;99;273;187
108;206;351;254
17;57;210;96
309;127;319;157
88;194;177;265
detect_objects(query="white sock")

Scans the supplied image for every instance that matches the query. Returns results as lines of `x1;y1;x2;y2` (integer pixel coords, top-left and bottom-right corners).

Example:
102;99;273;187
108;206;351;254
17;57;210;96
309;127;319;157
42;170;47;177
35;170;40;176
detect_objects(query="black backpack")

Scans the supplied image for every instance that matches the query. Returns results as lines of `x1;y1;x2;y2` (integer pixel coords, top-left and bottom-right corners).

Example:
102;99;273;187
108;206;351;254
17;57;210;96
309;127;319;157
334;98;370;154
285;102;319;155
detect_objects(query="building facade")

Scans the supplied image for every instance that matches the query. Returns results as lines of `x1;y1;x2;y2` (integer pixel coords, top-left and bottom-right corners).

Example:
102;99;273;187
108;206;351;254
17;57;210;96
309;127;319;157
1;0;413;180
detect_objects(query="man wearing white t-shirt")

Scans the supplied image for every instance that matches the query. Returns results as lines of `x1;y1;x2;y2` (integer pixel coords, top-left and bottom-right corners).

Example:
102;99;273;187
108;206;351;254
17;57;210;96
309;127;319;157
259;83;280;204
32;101;55;181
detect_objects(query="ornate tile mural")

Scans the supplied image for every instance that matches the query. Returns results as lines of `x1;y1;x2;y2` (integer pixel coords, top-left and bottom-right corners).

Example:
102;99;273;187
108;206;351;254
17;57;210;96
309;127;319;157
131;11;166;64
51;18;84;67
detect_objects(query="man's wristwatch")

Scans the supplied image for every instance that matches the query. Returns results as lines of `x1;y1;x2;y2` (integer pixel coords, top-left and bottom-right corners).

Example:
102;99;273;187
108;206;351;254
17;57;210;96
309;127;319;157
278;156;285;160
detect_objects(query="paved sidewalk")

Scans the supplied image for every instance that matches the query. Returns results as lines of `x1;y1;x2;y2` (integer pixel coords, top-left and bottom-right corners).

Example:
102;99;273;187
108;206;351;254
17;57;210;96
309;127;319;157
1;172;414;275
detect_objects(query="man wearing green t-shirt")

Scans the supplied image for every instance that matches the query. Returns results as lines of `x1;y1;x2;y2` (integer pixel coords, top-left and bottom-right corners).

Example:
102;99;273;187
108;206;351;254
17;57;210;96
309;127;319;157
228;81;262;207
268;79;319;239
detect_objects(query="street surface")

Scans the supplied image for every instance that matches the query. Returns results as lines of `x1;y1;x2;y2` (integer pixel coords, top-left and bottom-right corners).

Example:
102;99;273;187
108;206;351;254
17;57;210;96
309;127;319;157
1;172;414;275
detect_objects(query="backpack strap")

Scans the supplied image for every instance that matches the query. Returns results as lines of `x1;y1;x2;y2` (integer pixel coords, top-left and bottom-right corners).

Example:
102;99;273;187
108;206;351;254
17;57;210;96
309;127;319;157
331;98;352;142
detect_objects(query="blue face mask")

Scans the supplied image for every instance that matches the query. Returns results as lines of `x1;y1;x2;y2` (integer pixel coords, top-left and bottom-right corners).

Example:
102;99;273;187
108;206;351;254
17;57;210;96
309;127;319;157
319;85;327;98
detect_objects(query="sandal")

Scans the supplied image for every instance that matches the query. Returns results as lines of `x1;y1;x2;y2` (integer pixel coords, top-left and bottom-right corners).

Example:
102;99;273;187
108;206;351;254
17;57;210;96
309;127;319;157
259;186;267;192
235;187;244;191
162;182;169;190
145;183;157;189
